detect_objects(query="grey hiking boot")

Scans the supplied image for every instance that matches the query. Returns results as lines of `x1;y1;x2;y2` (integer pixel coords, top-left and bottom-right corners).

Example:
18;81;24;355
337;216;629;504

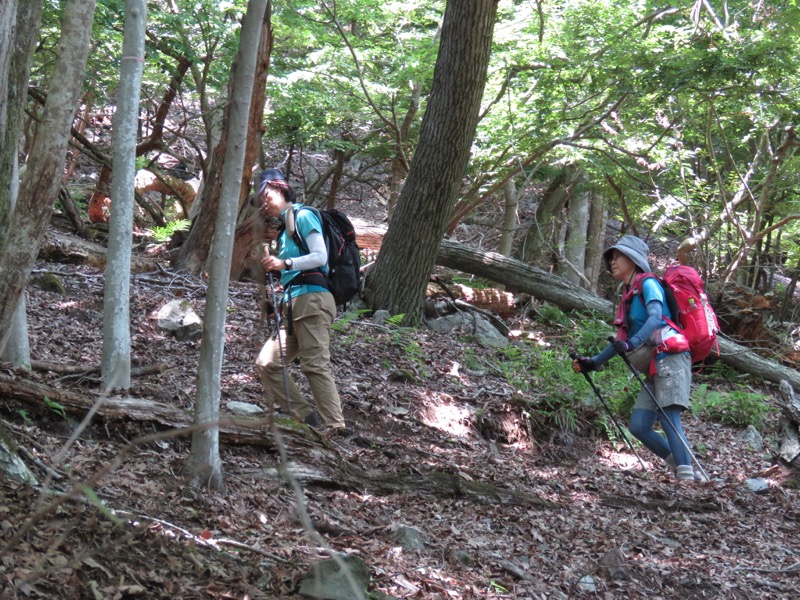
694;469;710;483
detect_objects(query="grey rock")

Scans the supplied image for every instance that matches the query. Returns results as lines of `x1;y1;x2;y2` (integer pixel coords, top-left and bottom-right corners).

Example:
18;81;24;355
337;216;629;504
738;424;763;449
389;524;427;552
0;437;38;485
298;554;370;600
155;299;202;340
473;317;509;348
372;310;391;326
578;574;597;593
745;478;772;494
426;313;508;348
226;401;265;416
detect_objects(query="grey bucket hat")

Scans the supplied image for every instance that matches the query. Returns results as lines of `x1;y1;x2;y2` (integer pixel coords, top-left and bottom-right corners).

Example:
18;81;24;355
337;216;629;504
603;235;651;273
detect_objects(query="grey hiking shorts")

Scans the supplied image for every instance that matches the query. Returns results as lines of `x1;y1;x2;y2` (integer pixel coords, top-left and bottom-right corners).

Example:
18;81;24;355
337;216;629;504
633;351;692;411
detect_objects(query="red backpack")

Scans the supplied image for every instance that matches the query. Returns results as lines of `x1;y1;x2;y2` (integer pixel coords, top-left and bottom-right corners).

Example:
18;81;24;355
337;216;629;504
636;265;720;363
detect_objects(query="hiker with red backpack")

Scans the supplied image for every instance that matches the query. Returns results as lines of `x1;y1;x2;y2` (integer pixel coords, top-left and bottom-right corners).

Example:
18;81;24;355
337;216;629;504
254;168;348;433
572;235;707;482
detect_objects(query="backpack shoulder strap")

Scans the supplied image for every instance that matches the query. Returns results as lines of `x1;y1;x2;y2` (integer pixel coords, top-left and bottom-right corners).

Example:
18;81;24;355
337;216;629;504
634;273;684;330
626;272;656;304
290;205;323;253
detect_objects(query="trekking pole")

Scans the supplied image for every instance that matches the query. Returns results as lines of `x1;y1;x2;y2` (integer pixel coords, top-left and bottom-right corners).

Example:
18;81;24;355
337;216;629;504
570;352;648;471
266;254;293;417
609;337;710;481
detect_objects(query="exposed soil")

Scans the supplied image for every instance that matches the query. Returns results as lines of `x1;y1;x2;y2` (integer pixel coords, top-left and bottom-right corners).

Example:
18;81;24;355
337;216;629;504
2;215;800;600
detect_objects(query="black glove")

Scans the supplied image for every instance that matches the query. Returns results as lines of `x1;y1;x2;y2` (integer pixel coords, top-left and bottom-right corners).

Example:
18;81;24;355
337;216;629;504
613;339;632;355
572;356;597;373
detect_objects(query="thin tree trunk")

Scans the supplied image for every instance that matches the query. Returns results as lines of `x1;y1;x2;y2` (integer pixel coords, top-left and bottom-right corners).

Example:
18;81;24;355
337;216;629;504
562;189;589;286
497;178;517;257
189;0;267;493
0;0;95;354
0;0;43;366
3;151;30;367
585;191;607;293
102;0;147;390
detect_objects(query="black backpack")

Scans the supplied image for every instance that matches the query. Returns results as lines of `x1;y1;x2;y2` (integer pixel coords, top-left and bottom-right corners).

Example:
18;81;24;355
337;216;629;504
286;206;361;306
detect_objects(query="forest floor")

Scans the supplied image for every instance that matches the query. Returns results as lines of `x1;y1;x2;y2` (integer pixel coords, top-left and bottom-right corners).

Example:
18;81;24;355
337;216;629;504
2;210;800;599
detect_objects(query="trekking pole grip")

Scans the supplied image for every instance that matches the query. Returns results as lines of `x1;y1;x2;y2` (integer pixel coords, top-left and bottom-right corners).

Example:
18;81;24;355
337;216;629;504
608;336;637;371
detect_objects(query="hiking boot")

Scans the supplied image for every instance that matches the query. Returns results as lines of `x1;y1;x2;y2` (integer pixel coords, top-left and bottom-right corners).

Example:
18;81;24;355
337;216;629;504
694;469;710;483
321;425;352;437
302;411;321;427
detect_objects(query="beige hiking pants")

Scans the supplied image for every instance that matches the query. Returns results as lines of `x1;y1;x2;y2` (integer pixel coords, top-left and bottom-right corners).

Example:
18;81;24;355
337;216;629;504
255;291;345;428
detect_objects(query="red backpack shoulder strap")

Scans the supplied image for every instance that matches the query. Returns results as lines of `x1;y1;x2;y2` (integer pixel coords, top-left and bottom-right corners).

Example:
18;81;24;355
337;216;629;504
627;272;657;301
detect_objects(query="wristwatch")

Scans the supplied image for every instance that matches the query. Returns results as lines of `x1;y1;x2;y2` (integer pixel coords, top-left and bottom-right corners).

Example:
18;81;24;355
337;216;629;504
284;258;293;270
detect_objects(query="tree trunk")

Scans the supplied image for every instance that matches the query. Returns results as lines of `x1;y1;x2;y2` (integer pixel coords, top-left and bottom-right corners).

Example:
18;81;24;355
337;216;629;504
365;0;499;323
0;0;96;355
102;0;147;391
562;189;589;286
0;0;44;366
3;145;30;367
521;165;584;267
584;191;606;293
38;229;158;272
0;0;18;226
189;0;268;493
777;380;800;465
435;239;800;390
497;178;517;257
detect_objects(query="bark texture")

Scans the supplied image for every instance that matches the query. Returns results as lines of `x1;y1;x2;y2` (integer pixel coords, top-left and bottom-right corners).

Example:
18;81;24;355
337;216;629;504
365;0;499;323
189;0;268;493
102;0;147;390
0;0;96;354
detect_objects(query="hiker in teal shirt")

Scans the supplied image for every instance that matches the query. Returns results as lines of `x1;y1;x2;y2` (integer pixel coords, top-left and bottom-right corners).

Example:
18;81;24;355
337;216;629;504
255;168;347;432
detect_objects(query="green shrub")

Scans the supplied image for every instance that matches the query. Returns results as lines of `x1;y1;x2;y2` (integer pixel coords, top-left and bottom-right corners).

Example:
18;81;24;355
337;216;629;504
150;219;190;242
701;360;748;383
691;384;771;429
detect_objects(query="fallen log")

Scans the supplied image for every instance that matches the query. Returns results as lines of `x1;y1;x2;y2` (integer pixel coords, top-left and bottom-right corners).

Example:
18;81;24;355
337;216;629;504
40;230;159;273
0;372;557;508
436;240;800;391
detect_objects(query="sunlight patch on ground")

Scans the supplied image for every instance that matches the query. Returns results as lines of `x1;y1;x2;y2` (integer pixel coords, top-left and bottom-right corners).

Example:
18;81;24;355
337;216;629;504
524;466;565;481
508;329;551;346
417;391;473;438
54;300;81;310
595;446;652;472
